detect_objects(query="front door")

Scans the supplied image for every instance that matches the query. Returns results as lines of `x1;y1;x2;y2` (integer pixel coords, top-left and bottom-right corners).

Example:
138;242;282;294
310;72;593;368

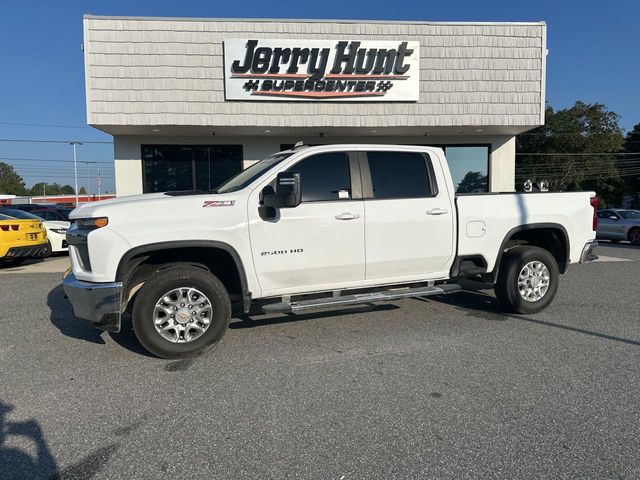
248;151;365;296
361;150;455;280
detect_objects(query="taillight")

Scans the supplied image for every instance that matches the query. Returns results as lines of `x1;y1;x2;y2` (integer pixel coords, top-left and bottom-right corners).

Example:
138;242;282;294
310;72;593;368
0;225;19;231
591;196;598;231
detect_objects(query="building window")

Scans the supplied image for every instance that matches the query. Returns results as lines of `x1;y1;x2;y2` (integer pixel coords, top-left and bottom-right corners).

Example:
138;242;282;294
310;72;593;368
442;145;490;193
142;145;243;193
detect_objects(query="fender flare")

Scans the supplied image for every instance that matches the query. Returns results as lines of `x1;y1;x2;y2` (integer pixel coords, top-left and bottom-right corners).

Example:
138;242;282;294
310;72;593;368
115;240;251;312
491;223;570;283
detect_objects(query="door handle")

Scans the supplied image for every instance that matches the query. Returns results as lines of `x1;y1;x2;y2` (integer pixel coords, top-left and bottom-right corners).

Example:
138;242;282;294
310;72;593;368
335;212;360;220
427;208;449;215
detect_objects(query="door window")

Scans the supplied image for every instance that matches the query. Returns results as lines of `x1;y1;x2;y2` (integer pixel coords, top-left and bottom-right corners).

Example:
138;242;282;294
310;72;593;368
366;151;433;199
288;152;352;202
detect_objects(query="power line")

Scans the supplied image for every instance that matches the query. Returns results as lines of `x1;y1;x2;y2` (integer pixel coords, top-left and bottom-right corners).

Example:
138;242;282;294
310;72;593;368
0;122;91;129
0;138;112;144
1;156;113;164
17;173;115;179
516;152;640;156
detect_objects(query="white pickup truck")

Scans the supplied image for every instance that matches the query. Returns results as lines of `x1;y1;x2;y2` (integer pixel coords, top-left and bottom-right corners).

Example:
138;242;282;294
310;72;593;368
63;144;599;358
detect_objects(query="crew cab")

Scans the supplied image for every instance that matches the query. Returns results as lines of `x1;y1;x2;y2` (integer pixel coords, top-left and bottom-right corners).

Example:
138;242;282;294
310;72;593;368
63;144;598;358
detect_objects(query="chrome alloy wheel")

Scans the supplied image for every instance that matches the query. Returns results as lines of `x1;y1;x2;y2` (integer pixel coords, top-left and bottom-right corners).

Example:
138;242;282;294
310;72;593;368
153;287;212;343
517;261;550;302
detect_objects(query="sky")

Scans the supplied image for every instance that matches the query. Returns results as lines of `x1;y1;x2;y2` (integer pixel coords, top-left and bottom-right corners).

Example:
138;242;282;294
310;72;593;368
1;0;638;194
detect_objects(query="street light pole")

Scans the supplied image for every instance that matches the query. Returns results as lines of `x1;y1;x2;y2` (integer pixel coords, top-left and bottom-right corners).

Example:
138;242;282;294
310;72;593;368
70;142;82;206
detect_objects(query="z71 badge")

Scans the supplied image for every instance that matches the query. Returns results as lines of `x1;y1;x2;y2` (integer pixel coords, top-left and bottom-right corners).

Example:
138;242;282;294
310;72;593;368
203;200;235;208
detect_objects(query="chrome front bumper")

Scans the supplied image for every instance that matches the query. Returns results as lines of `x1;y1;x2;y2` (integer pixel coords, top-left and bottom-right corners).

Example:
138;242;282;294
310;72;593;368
62;271;123;332
579;240;598;263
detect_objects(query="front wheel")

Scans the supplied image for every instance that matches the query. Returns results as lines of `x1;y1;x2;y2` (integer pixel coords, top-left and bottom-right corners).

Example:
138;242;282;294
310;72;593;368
629;228;640;246
132;266;231;359
494;246;559;314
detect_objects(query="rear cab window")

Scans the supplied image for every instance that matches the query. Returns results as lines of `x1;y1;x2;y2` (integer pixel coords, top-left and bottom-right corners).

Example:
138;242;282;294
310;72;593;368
364;151;437;199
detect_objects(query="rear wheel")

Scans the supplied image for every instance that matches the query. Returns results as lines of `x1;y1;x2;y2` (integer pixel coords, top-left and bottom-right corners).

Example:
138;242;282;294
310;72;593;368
132;266;231;359
494;246;559;314
629;228;640;246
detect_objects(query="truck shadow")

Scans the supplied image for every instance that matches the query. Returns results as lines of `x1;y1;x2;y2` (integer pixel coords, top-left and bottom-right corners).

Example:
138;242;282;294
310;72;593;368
47;285;106;345
230;304;400;329
426;281;640;347
46;285;154;357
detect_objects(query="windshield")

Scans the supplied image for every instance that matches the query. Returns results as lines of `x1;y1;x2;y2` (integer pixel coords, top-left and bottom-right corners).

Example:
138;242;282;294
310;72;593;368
618;210;640;220
0;208;41;220
214;152;293;194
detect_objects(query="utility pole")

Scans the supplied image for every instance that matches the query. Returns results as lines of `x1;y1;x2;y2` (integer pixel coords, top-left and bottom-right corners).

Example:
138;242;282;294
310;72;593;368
82;161;97;200
97;166;101;200
43;182;46;198
70;142;82;206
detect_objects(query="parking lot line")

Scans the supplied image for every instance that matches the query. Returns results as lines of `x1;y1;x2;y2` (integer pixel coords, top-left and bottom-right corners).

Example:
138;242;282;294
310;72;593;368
0;257;70;274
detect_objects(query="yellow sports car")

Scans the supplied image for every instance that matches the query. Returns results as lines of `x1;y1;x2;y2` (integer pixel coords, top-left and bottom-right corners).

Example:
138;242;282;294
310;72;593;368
0;212;48;266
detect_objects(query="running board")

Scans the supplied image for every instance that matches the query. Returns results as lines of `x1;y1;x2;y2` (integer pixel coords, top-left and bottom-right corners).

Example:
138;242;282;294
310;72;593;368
262;284;462;314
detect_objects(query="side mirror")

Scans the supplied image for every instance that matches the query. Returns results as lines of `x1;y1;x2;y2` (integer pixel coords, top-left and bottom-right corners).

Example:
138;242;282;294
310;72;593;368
263;172;301;209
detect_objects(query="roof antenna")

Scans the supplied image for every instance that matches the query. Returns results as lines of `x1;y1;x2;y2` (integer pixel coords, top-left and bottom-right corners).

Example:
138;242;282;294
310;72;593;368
294;141;304;148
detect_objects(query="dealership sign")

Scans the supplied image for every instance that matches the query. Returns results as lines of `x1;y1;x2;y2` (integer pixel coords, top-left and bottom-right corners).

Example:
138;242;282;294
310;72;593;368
224;39;420;101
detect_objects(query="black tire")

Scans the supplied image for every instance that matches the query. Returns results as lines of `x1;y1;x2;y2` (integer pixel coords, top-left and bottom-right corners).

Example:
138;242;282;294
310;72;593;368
42;240;52;258
628;228;640;246
132;266;231;359
494;246;559;314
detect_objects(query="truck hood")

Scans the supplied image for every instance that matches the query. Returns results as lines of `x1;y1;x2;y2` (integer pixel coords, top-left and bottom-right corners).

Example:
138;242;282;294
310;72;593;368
69;192;244;219
69;193;168;218
68;192;246;246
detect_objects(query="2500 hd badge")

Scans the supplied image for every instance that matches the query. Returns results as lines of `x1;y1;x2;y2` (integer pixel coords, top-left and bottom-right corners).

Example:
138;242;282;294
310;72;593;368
260;248;304;256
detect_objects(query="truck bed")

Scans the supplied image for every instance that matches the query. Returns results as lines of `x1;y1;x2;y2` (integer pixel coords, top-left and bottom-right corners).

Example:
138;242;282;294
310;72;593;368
455;191;597;273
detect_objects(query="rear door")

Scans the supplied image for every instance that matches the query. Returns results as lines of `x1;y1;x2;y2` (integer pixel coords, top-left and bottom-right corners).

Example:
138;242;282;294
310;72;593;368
248;150;365;295
361;149;455;280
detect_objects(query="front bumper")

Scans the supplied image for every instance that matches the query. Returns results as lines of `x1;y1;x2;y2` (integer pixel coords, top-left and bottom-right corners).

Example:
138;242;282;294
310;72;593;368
62;271;123;332
579;240;598;263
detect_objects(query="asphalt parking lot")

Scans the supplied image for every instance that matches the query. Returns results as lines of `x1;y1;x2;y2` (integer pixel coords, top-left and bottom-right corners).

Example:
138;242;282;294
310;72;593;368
1;244;639;479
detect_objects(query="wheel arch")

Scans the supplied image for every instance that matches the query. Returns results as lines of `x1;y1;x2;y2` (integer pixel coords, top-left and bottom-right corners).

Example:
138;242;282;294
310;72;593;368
115;240;251;313
491;223;570;283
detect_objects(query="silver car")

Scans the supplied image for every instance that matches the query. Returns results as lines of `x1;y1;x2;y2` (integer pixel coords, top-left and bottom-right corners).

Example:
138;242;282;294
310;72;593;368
596;209;640;245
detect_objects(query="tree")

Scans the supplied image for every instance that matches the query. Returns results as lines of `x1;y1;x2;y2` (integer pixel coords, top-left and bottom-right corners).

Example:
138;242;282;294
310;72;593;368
79;186;87;195
622;123;640;207
457;171;488;193
60;185;75;195
516;102;624;206
0;162;28;195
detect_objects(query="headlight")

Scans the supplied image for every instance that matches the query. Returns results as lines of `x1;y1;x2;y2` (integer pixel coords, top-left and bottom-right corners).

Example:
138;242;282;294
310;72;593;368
50;228;68;234
73;217;109;230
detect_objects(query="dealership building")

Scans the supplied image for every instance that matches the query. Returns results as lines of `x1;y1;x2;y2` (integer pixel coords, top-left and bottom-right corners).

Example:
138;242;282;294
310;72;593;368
82;15;547;195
